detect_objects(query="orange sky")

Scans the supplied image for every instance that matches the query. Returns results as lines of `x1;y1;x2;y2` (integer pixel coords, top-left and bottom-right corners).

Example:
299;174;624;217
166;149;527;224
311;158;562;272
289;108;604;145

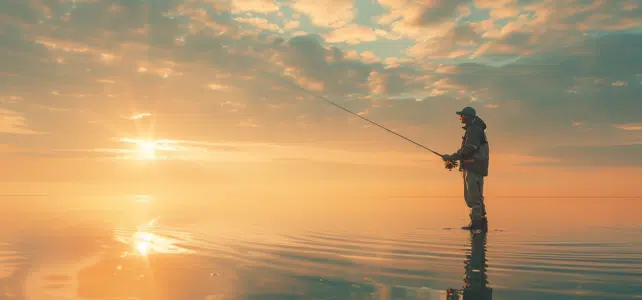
1;0;641;198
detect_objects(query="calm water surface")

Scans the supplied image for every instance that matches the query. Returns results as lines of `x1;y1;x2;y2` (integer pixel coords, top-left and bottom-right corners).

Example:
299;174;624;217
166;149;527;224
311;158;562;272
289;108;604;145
1;195;641;300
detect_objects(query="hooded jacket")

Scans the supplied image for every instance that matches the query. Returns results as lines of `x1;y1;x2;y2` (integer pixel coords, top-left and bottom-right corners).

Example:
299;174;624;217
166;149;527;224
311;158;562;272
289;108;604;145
451;116;489;176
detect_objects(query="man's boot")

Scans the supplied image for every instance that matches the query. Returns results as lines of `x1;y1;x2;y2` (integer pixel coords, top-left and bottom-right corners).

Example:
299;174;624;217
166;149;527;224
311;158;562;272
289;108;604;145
461;220;477;230
461;218;488;232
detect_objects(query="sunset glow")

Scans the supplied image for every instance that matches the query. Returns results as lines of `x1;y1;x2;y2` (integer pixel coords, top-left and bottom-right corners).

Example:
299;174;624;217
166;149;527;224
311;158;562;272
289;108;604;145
136;141;157;161
0;0;640;198
117;138;181;161
133;231;154;256
2;2;641;300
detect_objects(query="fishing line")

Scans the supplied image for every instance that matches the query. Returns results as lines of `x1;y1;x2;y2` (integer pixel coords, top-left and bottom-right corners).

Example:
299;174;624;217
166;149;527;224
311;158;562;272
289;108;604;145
277;76;444;157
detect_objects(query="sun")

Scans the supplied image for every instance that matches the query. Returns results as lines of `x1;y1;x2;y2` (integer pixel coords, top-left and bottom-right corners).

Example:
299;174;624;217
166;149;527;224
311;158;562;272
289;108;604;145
119;138;178;160
136;141;157;160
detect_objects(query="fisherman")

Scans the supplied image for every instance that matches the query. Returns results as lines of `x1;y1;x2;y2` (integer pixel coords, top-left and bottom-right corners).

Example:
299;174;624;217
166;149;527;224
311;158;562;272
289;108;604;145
441;106;489;231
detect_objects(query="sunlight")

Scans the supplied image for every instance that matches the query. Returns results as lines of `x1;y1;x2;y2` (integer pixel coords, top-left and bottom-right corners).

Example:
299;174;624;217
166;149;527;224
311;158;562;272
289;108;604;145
133;231;154;256
137;141;157;160
128;112;152;120
134;194;153;203
126;230;190;257
119;138;180;160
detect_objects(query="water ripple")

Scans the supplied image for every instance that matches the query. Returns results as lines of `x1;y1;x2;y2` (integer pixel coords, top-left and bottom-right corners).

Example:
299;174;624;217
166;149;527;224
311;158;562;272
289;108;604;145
1;215;641;299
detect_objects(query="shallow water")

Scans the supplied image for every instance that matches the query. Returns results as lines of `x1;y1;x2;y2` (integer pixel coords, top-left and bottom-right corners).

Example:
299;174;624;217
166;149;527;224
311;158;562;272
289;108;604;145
1;195;641;300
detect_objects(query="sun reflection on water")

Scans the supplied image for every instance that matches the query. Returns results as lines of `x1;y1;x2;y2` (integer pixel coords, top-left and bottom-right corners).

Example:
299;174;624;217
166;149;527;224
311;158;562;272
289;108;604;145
123;227;190;257
133;231;155;256
112;214;190;258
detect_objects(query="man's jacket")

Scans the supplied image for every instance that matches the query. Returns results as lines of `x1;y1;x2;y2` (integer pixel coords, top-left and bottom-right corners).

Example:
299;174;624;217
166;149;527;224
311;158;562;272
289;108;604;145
451;117;489;176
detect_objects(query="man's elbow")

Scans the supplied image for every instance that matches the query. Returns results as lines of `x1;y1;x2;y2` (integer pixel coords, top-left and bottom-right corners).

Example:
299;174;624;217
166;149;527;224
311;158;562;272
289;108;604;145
459;145;478;158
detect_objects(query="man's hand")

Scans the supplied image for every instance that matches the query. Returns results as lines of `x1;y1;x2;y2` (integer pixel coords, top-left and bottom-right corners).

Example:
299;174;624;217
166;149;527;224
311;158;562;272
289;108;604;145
441;154;455;161
444;158;459;171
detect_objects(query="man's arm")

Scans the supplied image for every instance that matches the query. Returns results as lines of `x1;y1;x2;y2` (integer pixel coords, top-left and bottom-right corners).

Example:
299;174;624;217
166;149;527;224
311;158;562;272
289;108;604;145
449;126;483;160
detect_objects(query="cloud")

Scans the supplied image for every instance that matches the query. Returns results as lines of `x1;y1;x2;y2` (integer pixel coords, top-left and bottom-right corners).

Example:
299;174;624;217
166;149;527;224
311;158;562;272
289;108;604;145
376;0;473;40
565;0;642;31
264;35;382;97
234;16;280;32
407;23;482;58
323;24;398;45
8;148;127;160
376;0;642;61
437;34;642;130
413;0;473;27
207;83;229;90
1;0;642;183
289;0;356;28
5;138;440;170
0;109;42;135
0;143;33;154
229;0;279;14
470;32;538;58
128;113;152;120
284;20;300;30
527;144;642;167
367;68;410;96
344;50;382;64
0;95;23;104
615;123;642;131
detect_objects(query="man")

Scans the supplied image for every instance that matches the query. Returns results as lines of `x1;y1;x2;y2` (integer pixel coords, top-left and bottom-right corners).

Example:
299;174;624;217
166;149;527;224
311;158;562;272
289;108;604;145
441;106;489;231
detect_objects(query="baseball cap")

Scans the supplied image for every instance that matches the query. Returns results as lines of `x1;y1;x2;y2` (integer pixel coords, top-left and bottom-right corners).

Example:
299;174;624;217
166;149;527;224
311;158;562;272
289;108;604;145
456;106;476;117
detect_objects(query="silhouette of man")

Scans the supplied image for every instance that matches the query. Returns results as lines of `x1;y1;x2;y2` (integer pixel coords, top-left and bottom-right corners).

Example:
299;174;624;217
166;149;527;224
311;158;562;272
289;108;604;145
442;106;489;231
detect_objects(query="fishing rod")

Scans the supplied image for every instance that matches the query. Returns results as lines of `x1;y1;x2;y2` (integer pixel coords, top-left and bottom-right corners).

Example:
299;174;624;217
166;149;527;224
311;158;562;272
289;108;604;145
313;92;444;157
275;75;451;160
309;90;460;171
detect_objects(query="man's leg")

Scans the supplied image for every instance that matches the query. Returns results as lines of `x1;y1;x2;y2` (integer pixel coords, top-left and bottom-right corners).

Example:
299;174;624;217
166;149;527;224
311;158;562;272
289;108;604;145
478;175;486;219
463;170;471;220
463;170;486;230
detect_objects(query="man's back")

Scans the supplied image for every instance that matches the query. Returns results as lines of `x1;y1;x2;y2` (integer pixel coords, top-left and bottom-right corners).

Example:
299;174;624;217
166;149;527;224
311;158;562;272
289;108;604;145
461;116;489;176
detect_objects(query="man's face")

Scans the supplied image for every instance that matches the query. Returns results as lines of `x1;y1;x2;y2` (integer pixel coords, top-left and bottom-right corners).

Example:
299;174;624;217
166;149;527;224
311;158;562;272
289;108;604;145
458;114;467;124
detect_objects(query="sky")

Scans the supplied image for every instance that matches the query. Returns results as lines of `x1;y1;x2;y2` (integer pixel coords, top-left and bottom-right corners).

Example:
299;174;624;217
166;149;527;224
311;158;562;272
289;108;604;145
1;0;641;198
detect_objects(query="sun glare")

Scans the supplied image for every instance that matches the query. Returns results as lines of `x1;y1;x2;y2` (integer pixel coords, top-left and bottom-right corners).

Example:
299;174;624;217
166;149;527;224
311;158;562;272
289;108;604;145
127;230;189;257
119;138;180;160
137;141;157;160
134;231;154;256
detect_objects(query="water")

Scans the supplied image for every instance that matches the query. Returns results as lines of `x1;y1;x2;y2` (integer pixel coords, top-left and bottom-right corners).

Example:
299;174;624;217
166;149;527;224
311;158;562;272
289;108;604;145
1;195;641;300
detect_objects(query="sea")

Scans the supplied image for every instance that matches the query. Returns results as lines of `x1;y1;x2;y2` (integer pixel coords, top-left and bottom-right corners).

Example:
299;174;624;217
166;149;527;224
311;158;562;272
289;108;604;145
1;194;640;300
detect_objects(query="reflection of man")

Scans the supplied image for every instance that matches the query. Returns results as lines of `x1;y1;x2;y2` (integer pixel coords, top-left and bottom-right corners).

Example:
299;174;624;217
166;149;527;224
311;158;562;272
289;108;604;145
441;106;489;231
446;231;493;300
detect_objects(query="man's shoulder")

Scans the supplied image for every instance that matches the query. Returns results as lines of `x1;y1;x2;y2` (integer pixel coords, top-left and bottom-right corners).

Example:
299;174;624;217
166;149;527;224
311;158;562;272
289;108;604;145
465;123;484;134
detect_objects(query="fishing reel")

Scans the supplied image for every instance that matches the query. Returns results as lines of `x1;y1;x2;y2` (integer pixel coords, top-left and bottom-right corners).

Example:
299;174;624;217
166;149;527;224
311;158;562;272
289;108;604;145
444;160;459;171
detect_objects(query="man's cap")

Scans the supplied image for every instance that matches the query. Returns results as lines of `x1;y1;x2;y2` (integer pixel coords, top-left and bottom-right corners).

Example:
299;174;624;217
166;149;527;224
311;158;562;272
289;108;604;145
456;106;476;117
